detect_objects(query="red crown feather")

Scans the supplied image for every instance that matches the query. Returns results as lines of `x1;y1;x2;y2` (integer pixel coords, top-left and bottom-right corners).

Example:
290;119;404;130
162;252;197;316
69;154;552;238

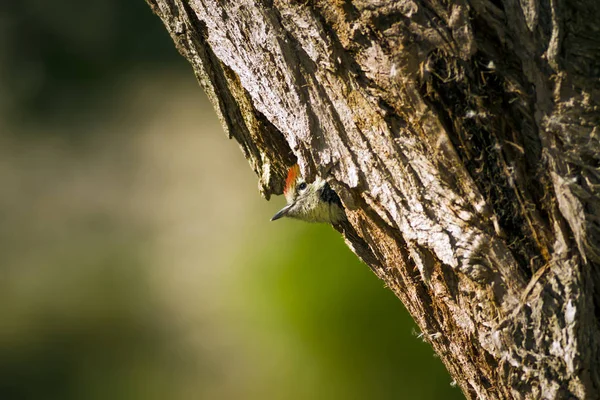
284;164;301;196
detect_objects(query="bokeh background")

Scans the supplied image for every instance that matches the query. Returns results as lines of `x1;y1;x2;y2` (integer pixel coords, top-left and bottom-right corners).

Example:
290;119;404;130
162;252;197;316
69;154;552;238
0;2;463;399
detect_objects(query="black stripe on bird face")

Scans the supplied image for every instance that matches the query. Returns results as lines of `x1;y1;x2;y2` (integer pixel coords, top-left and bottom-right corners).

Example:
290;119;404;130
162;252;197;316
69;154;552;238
319;182;343;207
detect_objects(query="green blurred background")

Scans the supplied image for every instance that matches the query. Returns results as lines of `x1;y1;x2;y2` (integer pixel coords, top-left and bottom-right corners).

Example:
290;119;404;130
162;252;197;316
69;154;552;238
0;1;463;399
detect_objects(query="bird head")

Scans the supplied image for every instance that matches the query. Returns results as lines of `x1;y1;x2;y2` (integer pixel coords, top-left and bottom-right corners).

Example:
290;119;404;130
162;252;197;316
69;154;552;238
271;164;346;224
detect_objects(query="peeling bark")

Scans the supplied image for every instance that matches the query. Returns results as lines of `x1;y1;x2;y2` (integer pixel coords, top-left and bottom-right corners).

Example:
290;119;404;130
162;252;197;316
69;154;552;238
145;0;600;398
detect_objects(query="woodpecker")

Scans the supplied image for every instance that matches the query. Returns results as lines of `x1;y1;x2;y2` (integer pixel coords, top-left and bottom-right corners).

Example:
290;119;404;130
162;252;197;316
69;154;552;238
271;164;346;224
271;164;382;274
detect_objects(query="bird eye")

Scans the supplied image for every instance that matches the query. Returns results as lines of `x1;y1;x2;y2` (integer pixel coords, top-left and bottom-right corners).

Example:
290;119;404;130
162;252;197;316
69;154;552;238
298;182;307;191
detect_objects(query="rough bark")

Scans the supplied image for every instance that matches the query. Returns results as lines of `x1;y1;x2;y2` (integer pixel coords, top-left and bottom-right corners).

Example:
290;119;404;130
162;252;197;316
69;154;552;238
145;0;600;398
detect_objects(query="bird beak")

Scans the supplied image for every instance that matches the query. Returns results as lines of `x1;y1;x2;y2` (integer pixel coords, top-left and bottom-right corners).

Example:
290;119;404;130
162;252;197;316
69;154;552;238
271;204;291;221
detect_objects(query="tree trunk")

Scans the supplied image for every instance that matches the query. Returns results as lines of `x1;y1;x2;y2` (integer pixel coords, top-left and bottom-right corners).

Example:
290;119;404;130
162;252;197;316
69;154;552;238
145;0;600;398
